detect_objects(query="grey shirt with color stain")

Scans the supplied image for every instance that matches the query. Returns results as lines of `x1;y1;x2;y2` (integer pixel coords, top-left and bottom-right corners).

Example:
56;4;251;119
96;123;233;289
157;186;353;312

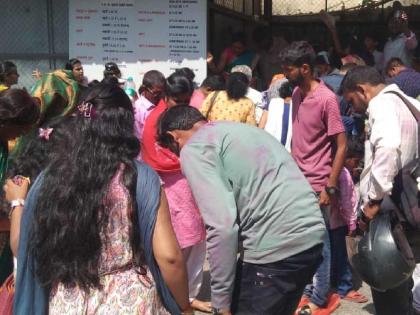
180;121;325;310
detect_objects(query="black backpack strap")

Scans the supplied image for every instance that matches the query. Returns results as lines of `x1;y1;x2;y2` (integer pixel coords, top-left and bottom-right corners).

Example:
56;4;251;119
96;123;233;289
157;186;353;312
385;90;420;157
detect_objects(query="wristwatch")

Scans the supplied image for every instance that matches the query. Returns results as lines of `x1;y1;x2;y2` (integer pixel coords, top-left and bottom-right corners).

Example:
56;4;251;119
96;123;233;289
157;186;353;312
325;186;337;196
9;199;25;219
10;199;25;209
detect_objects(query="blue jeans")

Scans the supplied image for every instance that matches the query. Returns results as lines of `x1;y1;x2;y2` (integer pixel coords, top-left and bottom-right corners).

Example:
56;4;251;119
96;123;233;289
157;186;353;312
329;226;353;297
303;231;331;307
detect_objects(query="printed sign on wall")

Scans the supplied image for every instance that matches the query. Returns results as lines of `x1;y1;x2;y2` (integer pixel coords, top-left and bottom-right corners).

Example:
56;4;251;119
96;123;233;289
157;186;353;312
69;0;207;85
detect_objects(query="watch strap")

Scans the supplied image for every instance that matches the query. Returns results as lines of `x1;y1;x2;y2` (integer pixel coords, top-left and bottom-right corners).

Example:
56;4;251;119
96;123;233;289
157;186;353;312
10;199;25;209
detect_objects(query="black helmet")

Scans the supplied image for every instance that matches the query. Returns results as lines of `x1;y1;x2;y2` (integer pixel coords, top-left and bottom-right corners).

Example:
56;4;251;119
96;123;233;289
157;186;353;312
346;212;415;291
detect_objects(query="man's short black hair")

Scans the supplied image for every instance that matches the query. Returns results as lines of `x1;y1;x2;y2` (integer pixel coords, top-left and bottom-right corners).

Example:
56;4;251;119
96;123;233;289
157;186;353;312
385;57;405;73
340;66;385;93
157;105;206;153
288;54;315;72
143;70;166;88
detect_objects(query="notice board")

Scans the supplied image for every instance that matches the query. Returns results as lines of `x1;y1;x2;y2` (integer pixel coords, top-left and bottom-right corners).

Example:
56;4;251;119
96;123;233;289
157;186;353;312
69;0;207;85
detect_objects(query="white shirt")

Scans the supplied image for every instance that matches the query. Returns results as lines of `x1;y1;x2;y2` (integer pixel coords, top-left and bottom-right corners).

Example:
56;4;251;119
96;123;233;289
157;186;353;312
246;87;264;123
360;84;420;202
412;264;420;312
264;98;292;152
384;32;418;67
372;50;384;73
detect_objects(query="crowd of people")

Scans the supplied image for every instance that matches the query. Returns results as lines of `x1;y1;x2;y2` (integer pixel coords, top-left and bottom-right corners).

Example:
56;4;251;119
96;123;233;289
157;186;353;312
1;1;420;315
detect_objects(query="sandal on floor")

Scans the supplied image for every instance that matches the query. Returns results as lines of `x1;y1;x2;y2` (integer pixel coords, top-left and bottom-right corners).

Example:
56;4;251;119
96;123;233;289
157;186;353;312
298;305;312;315
343;290;368;303
297;296;310;310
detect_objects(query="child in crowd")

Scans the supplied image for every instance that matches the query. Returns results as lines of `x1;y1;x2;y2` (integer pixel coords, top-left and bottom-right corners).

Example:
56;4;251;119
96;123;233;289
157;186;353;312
329;136;367;304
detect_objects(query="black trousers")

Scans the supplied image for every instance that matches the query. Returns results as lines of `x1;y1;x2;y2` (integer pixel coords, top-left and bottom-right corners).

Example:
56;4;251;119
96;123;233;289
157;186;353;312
370;225;420;315
372;277;415;315
231;244;323;315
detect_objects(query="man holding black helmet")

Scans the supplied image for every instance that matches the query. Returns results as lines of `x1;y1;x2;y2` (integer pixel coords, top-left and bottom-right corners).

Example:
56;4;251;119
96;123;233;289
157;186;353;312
341;65;420;315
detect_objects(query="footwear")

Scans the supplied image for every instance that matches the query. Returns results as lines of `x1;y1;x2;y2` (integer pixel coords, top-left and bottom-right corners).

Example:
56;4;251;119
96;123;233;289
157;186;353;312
321;293;341;315
297;305;312;315
294;296;310;315
297;294;341;315
343;290;368;303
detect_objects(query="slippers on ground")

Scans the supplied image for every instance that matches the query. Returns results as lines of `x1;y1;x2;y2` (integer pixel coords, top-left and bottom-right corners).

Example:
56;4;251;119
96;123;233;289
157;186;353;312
296;293;341;315
294;296;310;315
326;293;341;314
343;290;368;303
297;305;313;315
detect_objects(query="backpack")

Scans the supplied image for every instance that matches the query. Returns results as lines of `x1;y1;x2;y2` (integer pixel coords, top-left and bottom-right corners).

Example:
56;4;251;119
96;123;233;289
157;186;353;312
386;91;420;229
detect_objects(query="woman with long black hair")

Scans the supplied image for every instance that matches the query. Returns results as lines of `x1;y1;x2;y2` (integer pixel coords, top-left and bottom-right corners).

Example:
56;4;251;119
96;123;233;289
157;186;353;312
11;83;192;315
0;88;39;287
200;72;256;125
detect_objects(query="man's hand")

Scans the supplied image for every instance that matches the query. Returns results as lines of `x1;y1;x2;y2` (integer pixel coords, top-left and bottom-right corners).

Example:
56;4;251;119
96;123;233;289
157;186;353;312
319;189;331;206
32;69;42;79
319;10;336;30
207;52;214;64
363;203;381;221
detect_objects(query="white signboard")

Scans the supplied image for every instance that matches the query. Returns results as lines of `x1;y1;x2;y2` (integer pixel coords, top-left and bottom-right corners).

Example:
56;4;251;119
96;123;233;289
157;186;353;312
69;0;207;85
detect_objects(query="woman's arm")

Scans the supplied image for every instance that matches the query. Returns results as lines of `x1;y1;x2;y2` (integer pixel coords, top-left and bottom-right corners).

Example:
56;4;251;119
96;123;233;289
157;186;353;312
208;50;229;74
152;189;192;313
320;10;347;57
258;110;268;129
245;102;257;126
4;178;29;257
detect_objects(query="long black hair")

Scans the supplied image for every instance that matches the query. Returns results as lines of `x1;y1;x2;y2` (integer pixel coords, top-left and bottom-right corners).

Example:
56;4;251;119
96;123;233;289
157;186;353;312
30;83;142;291
226;72;249;100
64;58;81;71
0;88;39;128
7;116;75;181
166;73;194;98
0;61;17;84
